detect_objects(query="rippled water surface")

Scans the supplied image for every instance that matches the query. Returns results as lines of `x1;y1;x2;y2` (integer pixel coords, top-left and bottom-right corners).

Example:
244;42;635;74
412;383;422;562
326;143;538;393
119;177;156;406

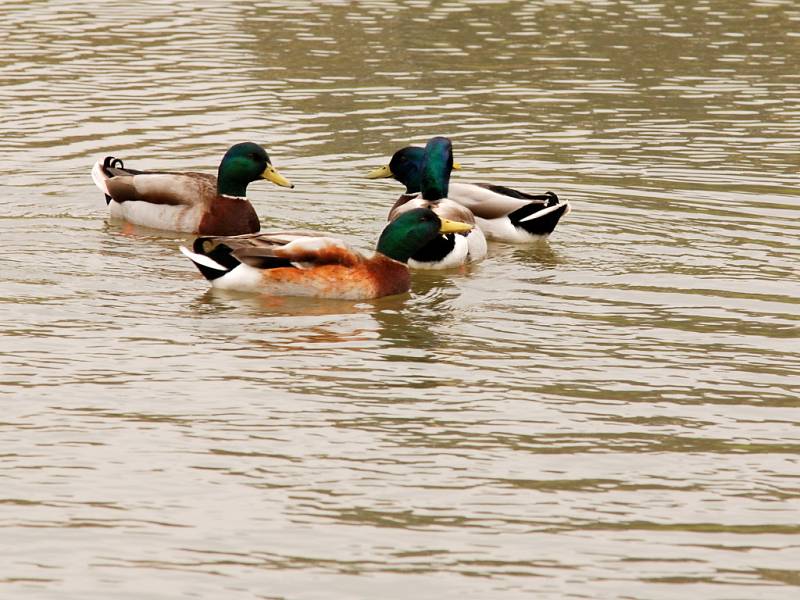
2;1;799;598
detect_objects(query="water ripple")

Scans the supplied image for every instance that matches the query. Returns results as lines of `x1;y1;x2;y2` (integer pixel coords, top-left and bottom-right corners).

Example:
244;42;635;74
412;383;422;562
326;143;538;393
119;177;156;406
1;1;799;599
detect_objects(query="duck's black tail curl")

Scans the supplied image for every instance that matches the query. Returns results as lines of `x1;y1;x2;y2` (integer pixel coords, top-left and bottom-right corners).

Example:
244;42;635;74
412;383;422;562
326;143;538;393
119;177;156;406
509;197;570;235
103;156;125;170
103;156;146;177
98;157;125;204
542;191;560;207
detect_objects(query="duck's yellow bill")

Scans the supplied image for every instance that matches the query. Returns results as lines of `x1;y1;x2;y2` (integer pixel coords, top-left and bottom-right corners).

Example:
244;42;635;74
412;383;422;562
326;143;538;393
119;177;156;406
366;164;393;179
439;218;473;234
262;164;294;188
452;161;462;170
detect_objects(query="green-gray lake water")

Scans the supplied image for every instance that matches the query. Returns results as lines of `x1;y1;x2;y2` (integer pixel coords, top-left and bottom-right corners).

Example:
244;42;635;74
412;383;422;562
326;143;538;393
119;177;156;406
1;1;799;598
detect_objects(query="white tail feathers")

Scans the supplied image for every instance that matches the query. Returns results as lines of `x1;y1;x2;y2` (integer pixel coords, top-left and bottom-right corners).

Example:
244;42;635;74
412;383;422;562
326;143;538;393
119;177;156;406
179;246;228;272
91;161;110;195
518;201;571;224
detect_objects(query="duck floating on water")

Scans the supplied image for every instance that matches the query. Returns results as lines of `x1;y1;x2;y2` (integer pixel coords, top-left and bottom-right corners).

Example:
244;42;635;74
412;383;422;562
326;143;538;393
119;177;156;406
91;142;293;235
180;208;473;300
372;136;487;269
368;143;570;242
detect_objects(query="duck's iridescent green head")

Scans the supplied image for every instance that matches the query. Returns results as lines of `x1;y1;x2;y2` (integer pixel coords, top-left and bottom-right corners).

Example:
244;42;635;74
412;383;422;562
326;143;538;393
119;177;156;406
388;146;426;193
217;142;293;197
367;144;461;194
420;136;453;202
376;207;472;263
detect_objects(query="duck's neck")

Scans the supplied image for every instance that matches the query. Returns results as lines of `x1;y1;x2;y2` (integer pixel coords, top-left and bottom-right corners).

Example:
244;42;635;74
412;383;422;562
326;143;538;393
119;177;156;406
217;168;250;198
402;174;421;195
420;151;450;201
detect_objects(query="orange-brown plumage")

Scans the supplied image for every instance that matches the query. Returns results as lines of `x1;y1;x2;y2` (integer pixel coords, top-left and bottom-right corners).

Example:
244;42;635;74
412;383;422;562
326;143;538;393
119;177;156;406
365;254;412;297
180;208;471;300
273;242;361;267
254;256;408;299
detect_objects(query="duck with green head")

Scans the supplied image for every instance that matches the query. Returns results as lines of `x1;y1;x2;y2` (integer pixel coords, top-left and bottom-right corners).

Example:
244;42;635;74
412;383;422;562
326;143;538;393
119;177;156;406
368;136;486;269
179;207;473;299
91;142;293;235
367;146;462;194
368;141;570;242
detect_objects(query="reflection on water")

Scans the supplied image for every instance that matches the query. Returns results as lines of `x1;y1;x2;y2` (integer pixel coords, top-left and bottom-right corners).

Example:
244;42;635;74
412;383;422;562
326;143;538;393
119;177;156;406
1;0;799;598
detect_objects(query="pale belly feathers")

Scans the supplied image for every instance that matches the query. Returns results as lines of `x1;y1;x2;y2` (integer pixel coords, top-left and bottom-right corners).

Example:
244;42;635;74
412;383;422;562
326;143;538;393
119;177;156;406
475;215;544;242
108;200;205;233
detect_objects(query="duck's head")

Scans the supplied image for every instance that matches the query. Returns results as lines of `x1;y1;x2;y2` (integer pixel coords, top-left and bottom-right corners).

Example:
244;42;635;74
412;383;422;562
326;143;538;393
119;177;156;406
367;144;460;194
420;136;455;202
376;207;472;263
217;142;293;197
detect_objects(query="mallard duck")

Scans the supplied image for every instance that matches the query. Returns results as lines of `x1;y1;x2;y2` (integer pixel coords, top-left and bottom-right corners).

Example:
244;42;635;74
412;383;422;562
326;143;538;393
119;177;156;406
91;142;293;235
179;208;473;300
367;144;570;242
370;136;487;269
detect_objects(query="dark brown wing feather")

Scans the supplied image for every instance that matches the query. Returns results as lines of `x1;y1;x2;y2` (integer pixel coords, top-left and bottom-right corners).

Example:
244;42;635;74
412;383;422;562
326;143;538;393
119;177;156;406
106;172;216;207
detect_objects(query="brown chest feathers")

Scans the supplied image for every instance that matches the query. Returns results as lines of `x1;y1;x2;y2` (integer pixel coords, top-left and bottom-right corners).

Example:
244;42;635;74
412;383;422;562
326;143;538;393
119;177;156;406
198;195;261;236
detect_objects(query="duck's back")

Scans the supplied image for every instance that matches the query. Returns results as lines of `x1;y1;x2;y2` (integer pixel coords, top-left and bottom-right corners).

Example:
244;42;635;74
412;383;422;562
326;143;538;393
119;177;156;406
105;172;215;206
388;195;475;225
